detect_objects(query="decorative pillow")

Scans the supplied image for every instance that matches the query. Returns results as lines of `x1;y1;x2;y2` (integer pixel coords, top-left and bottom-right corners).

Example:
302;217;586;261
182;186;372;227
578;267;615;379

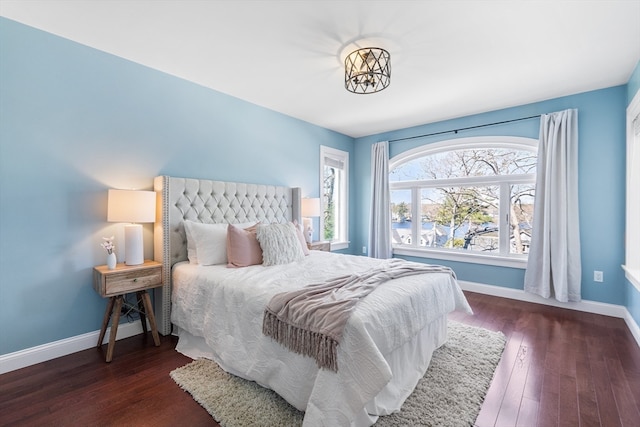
226;223;262;268
292;220;310;256
256;222;306;266
183;221;229;265
183;221;200;264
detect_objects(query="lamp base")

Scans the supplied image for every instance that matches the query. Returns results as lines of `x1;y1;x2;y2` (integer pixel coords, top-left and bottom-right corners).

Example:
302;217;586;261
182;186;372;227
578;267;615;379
303;217;313;243
124;224;144;265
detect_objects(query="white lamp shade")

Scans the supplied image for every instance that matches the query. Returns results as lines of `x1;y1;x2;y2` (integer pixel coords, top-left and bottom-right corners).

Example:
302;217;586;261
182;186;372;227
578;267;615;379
107;189;156;223
107;189;156;265
301;198;321;217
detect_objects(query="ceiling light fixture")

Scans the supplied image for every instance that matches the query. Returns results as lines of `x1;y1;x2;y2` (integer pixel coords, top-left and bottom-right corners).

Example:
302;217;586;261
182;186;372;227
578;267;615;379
344;47;391;94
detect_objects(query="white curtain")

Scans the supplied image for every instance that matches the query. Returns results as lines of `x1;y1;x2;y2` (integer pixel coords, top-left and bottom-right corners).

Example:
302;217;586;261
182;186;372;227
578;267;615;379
524;109;581;302
369;141;391;258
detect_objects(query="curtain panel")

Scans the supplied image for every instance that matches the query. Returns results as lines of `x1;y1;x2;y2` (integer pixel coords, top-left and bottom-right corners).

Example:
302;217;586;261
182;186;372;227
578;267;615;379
524;109;581;302
369;141;391;259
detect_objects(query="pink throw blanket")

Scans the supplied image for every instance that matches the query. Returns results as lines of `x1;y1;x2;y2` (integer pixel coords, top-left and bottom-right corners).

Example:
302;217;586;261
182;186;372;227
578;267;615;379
262;259;456;371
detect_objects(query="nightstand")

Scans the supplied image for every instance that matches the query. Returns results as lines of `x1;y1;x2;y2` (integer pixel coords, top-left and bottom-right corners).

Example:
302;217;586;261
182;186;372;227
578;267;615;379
307;241;330;252
93;260;162;362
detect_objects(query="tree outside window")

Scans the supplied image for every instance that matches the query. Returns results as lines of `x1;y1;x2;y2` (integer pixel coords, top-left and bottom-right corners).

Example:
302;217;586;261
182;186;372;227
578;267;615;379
323;164;336;240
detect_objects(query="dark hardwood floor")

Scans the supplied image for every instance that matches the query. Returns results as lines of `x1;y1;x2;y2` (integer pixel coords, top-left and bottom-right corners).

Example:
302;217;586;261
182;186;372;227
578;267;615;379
1;291;638;426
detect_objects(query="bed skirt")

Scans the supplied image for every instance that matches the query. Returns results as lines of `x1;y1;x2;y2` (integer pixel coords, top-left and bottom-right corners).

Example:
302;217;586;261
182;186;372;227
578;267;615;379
173;315;448;426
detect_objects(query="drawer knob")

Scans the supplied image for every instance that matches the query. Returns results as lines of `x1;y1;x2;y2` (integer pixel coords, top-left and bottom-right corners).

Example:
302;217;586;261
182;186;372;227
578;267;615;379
133;278;138;282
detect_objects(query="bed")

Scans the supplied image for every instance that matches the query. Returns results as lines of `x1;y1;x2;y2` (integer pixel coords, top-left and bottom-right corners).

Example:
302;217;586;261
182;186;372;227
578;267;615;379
153;175;472;427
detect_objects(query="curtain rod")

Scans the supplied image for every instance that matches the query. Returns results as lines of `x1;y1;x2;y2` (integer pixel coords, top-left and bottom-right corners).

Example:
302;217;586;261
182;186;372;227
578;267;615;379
389;114;540;143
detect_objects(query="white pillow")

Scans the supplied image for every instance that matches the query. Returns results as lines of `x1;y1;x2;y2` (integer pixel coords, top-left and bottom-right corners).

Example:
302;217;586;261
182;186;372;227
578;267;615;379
183;221;200;264
183;221;229;265
256;222;306;266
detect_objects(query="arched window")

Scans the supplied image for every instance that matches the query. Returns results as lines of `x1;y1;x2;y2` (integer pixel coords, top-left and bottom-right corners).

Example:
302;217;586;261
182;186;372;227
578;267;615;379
389;136;537;268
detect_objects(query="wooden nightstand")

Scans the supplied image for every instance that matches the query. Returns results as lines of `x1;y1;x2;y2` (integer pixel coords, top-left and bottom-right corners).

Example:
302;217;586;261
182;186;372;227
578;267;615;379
307;241;330;252
93;260;162;362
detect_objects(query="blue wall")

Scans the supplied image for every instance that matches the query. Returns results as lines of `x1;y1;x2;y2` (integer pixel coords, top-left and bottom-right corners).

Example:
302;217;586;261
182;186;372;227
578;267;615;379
354;87;628;306
0;18;354;355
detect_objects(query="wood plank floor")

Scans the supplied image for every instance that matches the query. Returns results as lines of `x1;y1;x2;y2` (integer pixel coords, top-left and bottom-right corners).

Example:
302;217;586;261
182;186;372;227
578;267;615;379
1;291;638;426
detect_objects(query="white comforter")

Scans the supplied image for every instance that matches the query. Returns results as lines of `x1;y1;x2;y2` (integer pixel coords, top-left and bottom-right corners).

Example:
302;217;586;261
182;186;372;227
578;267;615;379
171;251;472;426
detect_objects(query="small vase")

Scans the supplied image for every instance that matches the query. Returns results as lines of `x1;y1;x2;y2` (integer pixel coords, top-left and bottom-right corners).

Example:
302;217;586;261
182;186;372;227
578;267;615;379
107;253;117;270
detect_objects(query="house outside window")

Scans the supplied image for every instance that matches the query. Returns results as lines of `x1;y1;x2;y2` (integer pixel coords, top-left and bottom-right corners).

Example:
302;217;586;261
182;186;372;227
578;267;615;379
390;136;537;268
320;145;349;250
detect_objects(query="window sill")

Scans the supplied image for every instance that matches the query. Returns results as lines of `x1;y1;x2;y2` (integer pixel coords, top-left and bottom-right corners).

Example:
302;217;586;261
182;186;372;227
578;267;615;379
393;246;528;269
622;265;640;293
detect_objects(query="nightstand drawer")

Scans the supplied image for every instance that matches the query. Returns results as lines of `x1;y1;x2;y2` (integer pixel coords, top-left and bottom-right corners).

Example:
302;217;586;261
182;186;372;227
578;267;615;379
307;241;330;252
93;261;162;297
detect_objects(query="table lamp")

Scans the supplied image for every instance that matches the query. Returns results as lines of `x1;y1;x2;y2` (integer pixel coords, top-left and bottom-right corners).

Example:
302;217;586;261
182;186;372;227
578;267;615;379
107;189;156;265
301;198;321;244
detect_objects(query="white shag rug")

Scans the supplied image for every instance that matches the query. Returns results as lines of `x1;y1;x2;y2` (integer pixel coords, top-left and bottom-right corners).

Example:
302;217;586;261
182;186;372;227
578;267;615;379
170;321;506;427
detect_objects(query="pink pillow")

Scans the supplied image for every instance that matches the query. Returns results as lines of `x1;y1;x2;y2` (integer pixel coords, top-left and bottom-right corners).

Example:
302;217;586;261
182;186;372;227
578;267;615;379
226;223;263;268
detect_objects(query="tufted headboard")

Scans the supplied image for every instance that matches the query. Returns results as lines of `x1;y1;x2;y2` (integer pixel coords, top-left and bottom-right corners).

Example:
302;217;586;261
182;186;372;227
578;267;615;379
152;175;302;335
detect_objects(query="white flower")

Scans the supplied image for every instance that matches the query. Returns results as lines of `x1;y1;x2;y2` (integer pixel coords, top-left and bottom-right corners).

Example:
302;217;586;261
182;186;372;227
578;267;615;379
100;236;115;254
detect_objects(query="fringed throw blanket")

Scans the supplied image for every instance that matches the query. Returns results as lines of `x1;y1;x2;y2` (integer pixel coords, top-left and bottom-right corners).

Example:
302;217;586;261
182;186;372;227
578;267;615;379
262;259;456;372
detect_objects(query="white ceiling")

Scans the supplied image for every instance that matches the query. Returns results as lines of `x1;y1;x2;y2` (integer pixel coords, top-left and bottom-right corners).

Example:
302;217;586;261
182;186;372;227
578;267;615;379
2;0;639;138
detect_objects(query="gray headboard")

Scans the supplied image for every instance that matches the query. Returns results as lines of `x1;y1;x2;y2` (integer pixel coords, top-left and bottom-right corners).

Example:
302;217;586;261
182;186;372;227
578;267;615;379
152;175;302;335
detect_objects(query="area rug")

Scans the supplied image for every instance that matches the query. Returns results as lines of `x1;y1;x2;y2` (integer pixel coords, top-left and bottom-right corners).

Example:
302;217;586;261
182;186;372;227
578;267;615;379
170;321;506;427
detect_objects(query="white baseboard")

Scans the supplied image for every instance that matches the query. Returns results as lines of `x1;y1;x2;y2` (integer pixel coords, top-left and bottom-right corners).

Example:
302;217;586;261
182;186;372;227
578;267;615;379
624;310;640;348
0;321;146;375
459;280;640;347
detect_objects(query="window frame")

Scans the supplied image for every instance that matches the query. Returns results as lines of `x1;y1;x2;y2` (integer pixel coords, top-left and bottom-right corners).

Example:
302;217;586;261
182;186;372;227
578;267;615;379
320;145;349;251
623;90;640;291
389;136;538;269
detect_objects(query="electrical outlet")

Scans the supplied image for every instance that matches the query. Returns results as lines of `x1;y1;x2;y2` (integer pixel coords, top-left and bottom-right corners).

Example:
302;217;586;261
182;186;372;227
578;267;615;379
362;246;367;254
594;270;604;282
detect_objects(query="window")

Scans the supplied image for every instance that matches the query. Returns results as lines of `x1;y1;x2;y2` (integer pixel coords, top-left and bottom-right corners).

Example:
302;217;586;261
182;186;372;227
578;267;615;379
624;91;640;291
320;146;349;250
389;136;537;268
